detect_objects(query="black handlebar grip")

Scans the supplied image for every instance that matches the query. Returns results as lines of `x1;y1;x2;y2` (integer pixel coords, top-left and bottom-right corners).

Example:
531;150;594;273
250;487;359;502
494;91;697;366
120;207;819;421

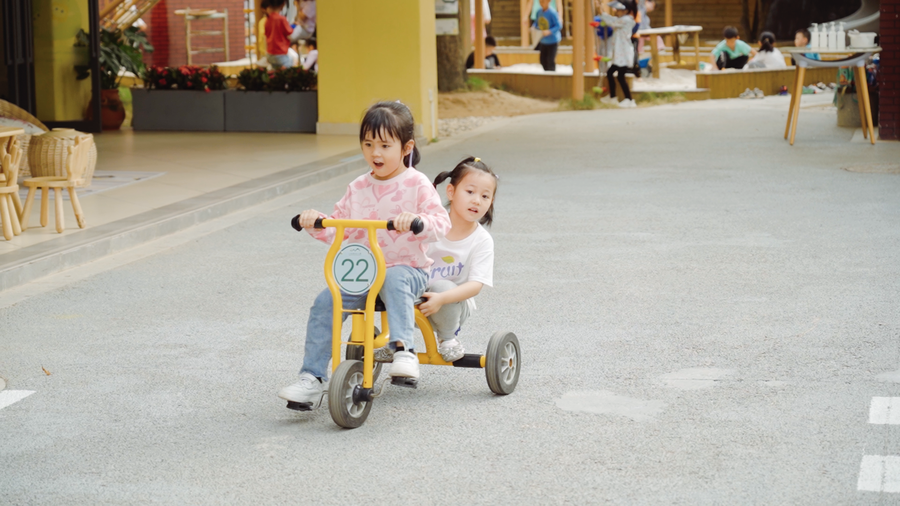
386;217;425;235
290;216;326;231
410;217;424;235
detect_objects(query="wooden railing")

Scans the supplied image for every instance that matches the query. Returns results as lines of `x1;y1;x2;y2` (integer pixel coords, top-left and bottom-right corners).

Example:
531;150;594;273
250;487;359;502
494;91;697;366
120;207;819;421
100;0;162;31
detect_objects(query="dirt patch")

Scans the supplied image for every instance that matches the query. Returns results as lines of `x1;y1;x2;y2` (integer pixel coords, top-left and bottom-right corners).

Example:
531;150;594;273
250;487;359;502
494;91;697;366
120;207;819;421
439;88;559;118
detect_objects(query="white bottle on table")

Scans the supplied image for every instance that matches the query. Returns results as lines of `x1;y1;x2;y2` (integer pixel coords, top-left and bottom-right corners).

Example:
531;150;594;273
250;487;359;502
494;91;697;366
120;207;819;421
828;22;837;49
837;22;846;50
810;24;819;48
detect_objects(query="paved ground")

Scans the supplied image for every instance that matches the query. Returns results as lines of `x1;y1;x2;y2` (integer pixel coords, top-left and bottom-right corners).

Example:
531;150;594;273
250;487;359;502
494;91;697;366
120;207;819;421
2;95;900;504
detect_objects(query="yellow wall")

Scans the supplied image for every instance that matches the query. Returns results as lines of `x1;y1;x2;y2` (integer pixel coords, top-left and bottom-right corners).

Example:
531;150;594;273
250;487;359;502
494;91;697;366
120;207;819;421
33;0;92;121
317;0;438;139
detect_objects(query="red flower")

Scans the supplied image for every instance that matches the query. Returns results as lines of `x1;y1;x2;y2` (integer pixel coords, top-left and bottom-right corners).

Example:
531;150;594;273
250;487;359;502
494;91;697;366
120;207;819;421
160;79;166;85
201;77;208;83
204;86;210;93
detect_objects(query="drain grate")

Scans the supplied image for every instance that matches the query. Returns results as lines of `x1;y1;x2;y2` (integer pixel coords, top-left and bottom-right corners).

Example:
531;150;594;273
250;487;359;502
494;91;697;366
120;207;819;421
843;164;900;174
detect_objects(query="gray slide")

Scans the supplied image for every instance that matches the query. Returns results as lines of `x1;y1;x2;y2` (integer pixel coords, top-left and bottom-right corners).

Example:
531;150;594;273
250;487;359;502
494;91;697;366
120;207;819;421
832;0;880;32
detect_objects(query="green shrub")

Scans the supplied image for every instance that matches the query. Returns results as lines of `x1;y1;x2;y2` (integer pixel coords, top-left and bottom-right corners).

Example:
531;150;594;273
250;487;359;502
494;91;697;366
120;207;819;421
237;67;317;92
142;65;227;91
466;76;490;92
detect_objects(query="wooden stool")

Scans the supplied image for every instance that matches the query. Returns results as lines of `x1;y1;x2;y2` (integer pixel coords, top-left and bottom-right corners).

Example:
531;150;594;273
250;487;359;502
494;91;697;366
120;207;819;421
21;135;93;234
0;137;24;240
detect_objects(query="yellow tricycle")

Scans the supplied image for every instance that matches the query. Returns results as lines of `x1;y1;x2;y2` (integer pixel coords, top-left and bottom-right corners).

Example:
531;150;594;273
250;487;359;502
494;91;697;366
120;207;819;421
291;216;521;429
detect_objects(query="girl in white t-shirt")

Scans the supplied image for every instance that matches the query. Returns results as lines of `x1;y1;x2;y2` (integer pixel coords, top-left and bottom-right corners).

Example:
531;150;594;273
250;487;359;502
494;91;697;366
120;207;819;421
419;157;498;362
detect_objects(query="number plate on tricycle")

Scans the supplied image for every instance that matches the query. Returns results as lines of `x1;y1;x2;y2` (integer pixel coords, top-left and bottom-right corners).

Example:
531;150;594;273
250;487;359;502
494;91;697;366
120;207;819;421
333;243;377;294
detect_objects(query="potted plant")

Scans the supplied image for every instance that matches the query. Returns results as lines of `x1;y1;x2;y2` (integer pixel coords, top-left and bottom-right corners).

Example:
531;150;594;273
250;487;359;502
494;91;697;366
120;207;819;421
76;27;153;130
225;67;318;133
132;65;228;131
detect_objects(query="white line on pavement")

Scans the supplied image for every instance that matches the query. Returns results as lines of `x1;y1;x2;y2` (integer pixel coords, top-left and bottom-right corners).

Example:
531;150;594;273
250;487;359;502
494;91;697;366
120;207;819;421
859;456;900;493
869;397;900;425
0;390;35;410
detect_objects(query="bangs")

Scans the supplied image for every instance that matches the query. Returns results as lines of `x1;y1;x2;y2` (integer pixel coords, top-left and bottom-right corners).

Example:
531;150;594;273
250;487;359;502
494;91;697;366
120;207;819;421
359;107;404;144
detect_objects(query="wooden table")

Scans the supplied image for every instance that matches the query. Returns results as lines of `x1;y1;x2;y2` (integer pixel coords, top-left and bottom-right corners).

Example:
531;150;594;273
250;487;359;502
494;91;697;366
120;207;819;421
781;47;881;145
635;25;703;79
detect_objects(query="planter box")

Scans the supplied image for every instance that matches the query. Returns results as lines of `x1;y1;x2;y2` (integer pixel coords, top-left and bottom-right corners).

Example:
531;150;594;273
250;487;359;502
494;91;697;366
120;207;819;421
131;89;225;131
224;91;317;133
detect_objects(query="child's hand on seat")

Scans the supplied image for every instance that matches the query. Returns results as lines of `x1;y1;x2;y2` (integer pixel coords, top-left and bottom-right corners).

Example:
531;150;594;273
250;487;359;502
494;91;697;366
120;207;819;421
418;292;445;317
392;212;420;232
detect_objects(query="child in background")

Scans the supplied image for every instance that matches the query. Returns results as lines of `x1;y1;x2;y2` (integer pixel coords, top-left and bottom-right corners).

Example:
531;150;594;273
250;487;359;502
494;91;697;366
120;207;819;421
792;28;820;65
710;26;753;70
301;38;318;72
534;0;562;71
745;31;786;69
265;0;294;69
466;36;502;69
376;157;498;364
598;0;637;108
278;102;451;410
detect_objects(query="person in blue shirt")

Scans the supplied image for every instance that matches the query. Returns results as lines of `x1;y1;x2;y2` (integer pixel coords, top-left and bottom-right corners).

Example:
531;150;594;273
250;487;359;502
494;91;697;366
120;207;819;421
793;28;820;64
533;0;562;71
710;26;754;70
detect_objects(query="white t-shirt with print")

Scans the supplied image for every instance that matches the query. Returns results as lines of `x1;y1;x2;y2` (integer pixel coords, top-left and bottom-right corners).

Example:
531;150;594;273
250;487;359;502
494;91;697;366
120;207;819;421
426;224;494;311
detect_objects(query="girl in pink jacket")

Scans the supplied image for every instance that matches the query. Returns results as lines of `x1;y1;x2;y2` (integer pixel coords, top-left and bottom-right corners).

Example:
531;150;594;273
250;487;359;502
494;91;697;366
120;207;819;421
279;102;451;410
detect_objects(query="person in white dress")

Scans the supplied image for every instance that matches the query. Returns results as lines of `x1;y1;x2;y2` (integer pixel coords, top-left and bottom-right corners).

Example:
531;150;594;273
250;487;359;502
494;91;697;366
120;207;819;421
744;31;786;69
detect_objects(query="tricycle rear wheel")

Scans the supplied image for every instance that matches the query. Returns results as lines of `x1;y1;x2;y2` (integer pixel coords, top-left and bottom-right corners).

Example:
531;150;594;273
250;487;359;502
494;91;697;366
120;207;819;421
485;331;520;395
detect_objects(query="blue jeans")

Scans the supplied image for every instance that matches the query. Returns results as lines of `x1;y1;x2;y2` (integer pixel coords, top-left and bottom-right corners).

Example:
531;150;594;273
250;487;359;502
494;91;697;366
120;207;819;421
299;265;428;379
267;53;292;69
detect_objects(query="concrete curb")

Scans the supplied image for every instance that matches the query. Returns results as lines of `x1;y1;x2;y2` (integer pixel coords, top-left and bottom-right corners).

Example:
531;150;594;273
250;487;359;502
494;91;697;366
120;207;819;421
0;149;369;293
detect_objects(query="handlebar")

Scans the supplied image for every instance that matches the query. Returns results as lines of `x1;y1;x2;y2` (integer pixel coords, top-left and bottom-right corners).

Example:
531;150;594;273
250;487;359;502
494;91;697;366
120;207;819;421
291;216;425;235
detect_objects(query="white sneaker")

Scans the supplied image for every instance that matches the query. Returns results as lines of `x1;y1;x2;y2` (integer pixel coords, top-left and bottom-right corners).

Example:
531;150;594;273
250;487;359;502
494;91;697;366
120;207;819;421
617;99;636;108
753;87;764;99
278;372;326;410
600;96;616;105
739;87;755;99
389;350;420;379
438;339;465;362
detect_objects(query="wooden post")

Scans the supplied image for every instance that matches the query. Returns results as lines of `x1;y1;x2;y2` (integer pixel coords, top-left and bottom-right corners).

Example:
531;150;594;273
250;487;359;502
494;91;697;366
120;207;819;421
474;0;485;69
585;0;595;72
521;0;530;48
572;0;585;100
462;0;472;58
693;31;700;70
664;0;672;47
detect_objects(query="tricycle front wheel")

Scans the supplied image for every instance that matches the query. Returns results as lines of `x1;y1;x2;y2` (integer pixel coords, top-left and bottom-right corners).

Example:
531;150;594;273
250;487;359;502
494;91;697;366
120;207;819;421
485;331;520;395
329;360;373;428
345;326;382;381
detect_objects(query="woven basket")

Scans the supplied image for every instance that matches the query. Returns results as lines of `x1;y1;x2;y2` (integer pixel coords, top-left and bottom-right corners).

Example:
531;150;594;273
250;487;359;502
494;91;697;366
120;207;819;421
27;129;98;187
0;99;48;179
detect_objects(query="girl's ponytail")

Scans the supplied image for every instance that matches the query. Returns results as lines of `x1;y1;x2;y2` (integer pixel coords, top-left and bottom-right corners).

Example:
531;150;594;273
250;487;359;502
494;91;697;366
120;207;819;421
759;31;775;53
432;170;452;188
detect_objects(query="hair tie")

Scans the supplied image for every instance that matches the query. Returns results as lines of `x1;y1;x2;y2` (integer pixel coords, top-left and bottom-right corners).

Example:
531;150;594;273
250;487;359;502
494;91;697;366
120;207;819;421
474;157;481;163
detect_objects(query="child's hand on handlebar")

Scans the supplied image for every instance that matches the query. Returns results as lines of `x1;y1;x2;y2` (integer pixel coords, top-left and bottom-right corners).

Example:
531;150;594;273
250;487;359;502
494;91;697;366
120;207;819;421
298;209;321;229
392;212;420;233
417;292;445;317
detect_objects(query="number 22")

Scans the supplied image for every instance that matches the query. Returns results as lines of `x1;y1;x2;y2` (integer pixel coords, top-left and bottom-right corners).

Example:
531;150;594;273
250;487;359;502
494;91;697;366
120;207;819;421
341;259;370;283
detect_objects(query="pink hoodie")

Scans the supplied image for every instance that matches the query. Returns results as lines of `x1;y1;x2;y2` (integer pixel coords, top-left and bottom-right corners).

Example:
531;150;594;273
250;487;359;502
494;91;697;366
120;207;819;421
308;168;451;269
